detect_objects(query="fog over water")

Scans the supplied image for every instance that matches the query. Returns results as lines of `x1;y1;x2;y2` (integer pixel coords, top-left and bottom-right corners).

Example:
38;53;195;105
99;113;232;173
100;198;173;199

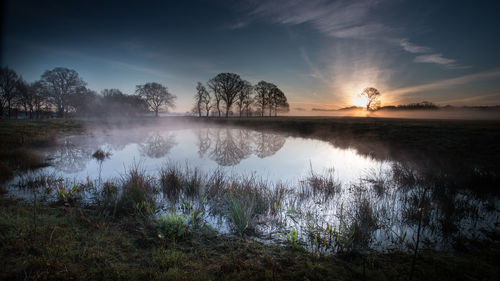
8;120;497;253
36;125;391;184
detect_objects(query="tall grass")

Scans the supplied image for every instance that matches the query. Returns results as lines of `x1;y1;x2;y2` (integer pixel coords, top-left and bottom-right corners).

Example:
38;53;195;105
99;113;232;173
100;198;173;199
115;163;156;217
226;194;255;237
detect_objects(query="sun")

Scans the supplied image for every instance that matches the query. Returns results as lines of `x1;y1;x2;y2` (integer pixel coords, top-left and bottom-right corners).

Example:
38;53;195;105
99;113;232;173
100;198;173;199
352;94;369;108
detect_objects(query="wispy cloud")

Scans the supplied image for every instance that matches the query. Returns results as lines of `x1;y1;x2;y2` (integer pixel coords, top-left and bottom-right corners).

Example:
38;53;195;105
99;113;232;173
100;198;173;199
247;0;390;40
385;68;500;98
244;1;464;68
299;47;328;83
435;93;500;105
399;39;431;54
413;53;468;69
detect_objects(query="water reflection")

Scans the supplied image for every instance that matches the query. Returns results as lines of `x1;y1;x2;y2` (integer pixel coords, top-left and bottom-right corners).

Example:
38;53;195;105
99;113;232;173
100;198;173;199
139;132;177;158
196;128;286;166
44;126;289;177
9;124;499;254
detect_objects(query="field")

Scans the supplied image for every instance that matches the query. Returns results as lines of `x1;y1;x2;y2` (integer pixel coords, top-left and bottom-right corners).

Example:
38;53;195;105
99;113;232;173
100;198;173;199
1;117;499;281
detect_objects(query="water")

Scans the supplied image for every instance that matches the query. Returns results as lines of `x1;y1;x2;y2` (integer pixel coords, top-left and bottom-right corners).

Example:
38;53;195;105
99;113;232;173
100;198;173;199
9;123;500;254
38;126;391;185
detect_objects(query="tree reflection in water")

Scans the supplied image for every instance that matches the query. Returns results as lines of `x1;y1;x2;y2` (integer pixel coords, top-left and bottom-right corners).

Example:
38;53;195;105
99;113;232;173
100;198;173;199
195;127;286;166
50;137;95;173
138;132;177;158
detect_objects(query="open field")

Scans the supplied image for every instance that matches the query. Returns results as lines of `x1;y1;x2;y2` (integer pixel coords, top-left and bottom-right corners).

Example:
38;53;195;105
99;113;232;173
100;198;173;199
1;117;499;280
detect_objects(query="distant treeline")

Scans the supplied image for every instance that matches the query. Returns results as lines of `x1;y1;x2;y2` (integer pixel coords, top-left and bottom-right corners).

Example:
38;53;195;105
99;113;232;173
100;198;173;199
193;73;289;117
0;66;176;119
313;101;500;112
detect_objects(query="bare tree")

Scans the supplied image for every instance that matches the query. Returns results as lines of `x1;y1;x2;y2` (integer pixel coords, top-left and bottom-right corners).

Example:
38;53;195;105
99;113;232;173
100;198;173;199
235;80;253;117
254;81;275;117
136;82;176;117
15;79;32;118
0;66;20;119
207;73;244;117
194;82;209;117
359;87;381;111
40;67;86;117
30;81;50;118
207;79;222;117
270;87;289;116
201;87;212;117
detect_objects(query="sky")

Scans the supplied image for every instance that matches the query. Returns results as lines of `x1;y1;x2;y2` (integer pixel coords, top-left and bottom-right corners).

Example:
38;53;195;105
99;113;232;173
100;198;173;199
1;0;500;113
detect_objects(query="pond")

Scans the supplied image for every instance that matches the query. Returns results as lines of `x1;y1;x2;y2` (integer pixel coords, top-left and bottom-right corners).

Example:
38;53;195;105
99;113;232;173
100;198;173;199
9;122;500;254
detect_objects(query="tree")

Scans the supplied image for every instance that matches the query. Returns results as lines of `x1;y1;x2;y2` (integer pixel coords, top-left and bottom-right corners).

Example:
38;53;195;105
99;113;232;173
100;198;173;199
41;67;87;117
15;79;32;118
207;79;222;117
254;81;275;117
200;86;212;117
235;80;253;117
270;87;289;116
30;81;50;118
136;82;176;117
102;88;148;117
0;66;20;119
207;73;244;117
194;82;209;117
359;87;381;111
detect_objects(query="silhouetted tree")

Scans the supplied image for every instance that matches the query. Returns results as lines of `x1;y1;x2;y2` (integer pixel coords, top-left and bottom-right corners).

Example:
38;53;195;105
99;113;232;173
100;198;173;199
69;88;99;117
0;66;20;119
41;67;87;117
207;73;244;117
30;81;50;118
102;88;147;116
235;80;253;117
270;87;289;116
359;87;381;111
254;81;275;117
15;79;32;118
194;82;209;117
201;88;212;117
207;79;222;117
136;82;176;117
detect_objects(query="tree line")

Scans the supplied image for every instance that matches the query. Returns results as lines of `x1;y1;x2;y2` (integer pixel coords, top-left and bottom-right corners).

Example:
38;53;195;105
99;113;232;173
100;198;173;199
0;66;176;119
193;73;289;117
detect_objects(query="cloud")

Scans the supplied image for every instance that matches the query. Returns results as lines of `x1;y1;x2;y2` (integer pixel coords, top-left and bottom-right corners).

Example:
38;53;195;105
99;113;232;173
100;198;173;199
435;93;500;105
399;39;431;54
385;68;500;98
247;0;389;39
413;53;467;69
399;38;466;69
245;1;463;68
225;20;249;30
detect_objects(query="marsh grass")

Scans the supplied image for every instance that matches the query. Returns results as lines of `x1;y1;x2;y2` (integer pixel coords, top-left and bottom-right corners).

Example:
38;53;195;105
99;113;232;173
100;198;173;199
305;166;342;200
115;164;157;217
226;194;255;237
160;163;205;200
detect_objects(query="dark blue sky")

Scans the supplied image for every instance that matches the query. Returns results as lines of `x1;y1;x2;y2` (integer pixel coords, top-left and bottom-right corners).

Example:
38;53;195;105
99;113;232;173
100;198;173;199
2;0;500;112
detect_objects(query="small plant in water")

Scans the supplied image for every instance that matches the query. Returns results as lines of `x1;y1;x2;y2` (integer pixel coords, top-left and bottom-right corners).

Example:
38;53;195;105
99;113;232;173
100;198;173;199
157;213;189;242
226;194;254;236
278;228;300;249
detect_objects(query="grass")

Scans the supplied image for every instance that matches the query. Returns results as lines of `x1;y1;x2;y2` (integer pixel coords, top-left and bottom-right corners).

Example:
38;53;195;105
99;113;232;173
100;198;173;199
0;119;85;184
1;195;498;280
1;117;500;280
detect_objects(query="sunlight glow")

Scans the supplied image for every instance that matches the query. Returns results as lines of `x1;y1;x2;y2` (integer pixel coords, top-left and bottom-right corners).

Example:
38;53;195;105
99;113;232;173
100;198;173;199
352;94;369;108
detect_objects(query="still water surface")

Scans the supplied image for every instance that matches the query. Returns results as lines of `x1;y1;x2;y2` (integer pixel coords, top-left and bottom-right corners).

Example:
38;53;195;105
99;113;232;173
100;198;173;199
12;124;499;253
